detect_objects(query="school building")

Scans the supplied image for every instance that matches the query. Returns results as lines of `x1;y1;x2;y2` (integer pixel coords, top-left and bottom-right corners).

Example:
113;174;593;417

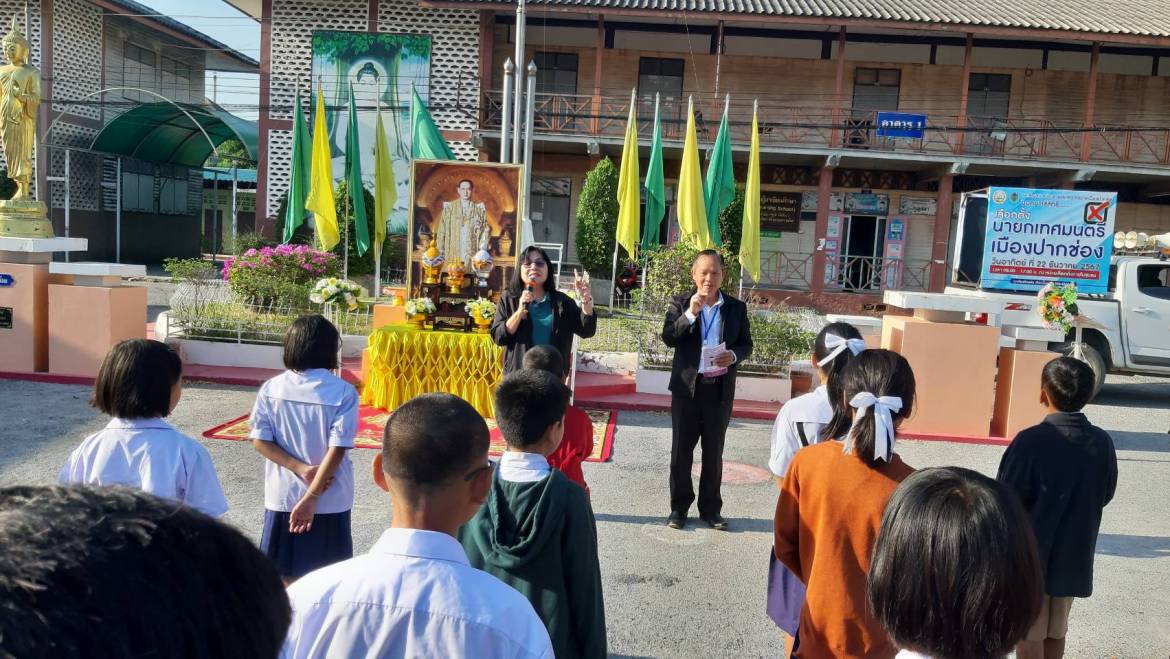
17;0;258;263
240;0;1170;308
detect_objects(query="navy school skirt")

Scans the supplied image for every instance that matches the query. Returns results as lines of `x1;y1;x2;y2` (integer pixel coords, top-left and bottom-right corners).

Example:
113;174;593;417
260;509;353;579
766;546;806;636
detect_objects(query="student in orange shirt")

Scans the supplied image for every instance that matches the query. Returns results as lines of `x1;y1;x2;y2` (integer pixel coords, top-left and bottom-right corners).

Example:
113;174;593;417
774;349;916;659
522;345;593;496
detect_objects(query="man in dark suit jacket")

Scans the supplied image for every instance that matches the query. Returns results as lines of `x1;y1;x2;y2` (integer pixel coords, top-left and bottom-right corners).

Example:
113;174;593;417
661;250;753;531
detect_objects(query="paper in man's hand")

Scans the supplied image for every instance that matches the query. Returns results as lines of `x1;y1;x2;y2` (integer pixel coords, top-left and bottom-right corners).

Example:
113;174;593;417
700;342;729;377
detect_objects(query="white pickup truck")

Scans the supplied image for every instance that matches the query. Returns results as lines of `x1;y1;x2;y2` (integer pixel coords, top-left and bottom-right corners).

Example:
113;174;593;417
942;254;1170;392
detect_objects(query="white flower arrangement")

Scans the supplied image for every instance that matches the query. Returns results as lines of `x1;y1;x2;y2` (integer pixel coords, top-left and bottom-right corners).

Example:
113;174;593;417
404;297;436;316
309;277;363;310
466;298;497;321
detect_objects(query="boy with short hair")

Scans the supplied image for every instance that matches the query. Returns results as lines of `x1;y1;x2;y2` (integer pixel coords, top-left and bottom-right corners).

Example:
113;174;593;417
997;357;1118;659
0;485;289;659
283;393;553;659
521;345;595;496
460;370;606;659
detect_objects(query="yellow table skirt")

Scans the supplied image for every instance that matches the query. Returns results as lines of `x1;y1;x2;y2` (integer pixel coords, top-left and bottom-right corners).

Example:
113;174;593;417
361;325;503;418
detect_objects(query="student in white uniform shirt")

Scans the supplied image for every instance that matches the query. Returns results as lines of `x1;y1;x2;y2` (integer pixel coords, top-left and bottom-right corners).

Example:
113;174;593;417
764;322;864;645
59;339;228;518
868;467;1043;659
250;315;358;580
283;393;554;659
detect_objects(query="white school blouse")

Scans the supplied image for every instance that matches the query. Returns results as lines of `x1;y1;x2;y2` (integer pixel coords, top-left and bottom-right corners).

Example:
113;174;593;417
283;528;554;659
248;369;358;515
59;417;229;518
768;385;834;477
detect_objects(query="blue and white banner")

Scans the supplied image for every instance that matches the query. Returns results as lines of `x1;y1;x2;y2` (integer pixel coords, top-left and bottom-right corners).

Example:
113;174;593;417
981;187;1117;294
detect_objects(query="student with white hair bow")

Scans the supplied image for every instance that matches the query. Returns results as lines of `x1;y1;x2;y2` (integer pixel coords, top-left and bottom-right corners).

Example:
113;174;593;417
773;349;918;658
765;322;868;645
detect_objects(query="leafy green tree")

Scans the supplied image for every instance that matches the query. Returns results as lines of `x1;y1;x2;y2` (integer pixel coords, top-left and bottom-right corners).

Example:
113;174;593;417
204;139;254;168
574;157;622;276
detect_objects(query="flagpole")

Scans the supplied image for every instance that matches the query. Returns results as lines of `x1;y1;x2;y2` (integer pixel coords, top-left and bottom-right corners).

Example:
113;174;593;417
610;87;637;308
374;96;382;299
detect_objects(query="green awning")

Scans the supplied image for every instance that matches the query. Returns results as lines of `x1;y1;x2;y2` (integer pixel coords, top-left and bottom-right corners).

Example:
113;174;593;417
90;103;258;168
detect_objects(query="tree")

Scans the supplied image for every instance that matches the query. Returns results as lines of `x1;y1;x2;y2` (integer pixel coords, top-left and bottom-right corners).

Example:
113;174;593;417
204;139;255;168
574;157;622;276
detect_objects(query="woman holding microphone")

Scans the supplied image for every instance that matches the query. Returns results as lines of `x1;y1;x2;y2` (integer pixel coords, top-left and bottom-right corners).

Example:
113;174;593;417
491;246;597;375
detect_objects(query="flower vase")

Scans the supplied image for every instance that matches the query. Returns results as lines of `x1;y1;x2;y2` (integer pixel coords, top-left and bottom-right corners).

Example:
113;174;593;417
407;313;426;329
473;314;491;334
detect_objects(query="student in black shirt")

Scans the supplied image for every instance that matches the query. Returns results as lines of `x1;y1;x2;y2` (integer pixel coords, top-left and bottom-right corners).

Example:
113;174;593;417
997;357;1118;659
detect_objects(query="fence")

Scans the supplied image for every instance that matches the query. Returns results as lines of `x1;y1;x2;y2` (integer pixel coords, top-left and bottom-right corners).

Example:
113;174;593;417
167;280;373;344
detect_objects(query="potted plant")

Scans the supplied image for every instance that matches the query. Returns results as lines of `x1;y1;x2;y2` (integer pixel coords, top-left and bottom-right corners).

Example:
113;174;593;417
466;298;497;333
404;297;436;328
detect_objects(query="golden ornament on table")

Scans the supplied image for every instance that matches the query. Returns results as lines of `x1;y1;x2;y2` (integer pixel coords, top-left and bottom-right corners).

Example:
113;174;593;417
404;297;436;329
466;298;496;334
420;238;444;285
446;258;467;293
0;17;52;239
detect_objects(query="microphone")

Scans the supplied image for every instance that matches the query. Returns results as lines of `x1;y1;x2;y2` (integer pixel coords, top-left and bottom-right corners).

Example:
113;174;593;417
524;284;533;309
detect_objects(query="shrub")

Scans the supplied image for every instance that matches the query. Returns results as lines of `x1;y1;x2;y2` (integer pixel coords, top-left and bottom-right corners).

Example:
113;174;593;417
718;184;745;255
574;157;621;276
634;240;740;311
221;244;339;308
230;231;272;255
163;257;217;283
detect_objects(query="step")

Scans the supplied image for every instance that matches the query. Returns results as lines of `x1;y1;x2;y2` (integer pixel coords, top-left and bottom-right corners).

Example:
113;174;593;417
574;371;636;397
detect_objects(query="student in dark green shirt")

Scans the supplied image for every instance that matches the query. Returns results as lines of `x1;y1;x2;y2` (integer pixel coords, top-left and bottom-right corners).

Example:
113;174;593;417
459;369;606;659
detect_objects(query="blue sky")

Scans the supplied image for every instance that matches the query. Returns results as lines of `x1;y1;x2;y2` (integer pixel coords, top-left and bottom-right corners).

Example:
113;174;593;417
132;0;261;119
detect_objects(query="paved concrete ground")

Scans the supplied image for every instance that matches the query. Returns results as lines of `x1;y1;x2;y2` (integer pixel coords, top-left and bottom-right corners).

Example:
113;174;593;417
0;374;1166;657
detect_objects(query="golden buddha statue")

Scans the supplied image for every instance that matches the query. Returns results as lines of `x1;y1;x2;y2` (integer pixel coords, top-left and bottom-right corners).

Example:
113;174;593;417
0;17;51;238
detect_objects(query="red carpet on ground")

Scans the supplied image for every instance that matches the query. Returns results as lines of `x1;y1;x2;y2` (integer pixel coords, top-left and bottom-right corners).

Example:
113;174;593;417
203;406;618;462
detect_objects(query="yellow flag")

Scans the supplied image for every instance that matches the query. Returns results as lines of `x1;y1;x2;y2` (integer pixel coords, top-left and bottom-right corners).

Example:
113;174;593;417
305;89;339;252
676;97;711;249
615;95;640;259
741;104;761;282
373;105;395;254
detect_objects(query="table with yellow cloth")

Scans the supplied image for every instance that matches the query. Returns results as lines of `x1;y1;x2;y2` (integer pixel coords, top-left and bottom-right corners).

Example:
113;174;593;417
361;325;503;418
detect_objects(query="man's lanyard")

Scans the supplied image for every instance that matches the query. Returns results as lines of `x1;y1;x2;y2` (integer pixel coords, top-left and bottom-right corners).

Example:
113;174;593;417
700;306;721;343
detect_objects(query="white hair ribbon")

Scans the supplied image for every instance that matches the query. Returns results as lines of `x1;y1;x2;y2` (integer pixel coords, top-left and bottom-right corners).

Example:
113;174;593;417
844;392;902;462
820;334;867;366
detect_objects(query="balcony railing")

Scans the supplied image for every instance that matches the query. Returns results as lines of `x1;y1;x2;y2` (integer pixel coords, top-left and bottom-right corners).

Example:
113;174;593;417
482;91;1170;167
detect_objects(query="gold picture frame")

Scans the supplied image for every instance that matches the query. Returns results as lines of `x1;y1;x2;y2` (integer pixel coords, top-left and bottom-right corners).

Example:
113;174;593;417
406;159;524;301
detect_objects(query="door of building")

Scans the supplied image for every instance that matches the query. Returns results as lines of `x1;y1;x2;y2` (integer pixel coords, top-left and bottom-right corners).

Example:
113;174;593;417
966;73;1012;154
529;177;572;251
638;57;685;139
849;68;901;147
842;215;886;290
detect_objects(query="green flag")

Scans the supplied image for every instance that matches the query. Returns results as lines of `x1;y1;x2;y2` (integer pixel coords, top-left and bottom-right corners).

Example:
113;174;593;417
703;99;735;247
641;95;665;252
282;92;311;243
410;87;455;160
345;83;370;256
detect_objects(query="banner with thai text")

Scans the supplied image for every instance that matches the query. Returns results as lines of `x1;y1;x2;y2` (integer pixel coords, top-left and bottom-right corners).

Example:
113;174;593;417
981;187;1117;294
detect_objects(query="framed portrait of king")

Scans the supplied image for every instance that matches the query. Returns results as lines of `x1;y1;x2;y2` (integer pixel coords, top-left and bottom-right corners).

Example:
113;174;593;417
407;160;524;301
